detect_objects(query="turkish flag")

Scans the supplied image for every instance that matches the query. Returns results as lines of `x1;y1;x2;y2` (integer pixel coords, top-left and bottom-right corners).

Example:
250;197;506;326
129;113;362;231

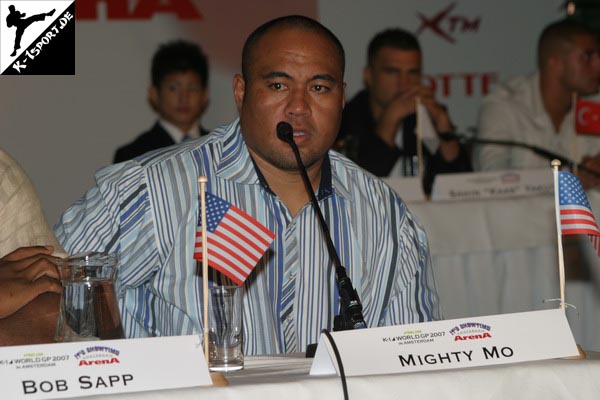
576;99;600;135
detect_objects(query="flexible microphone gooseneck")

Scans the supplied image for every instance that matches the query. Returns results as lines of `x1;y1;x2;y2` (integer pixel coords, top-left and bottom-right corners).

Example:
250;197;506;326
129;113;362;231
443;133;600;179
276;121;367;332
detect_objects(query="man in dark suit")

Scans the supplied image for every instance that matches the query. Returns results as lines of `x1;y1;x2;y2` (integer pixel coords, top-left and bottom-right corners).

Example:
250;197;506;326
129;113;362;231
338;29;471;194
114;40;210;163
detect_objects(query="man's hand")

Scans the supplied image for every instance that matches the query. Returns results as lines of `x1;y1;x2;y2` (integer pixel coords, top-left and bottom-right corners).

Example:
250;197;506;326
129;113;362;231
0;246;62;319
375;84;453;148
375;86;427;146
578;153;600;189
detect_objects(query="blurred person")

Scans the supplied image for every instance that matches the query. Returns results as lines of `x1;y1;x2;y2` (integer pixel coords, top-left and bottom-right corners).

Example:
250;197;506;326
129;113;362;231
475;19;600;187
0;148;62;345
338;28;471;195
57;16;440;355
114;40;210;163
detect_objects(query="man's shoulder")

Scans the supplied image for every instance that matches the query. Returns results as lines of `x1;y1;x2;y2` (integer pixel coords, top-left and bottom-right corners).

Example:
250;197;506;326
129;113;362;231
343;90;370;118
329;151;404;205
340;89;373;136
128;121;233;170
484;73;536;107
114;122;173;163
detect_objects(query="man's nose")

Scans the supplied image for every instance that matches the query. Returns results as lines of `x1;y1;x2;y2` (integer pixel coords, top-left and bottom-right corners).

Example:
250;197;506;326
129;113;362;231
178;88;192;103
397;73;412;91
285;89;311;118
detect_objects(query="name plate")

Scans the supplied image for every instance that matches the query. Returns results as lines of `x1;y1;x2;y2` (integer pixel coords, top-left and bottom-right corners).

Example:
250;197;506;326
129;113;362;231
0;335;211;399
382;177;426;202
431;169;553;201
310;309;578;377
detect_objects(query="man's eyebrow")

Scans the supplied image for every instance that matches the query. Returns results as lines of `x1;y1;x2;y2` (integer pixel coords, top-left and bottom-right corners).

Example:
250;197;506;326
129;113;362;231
312;74;337;82
261;71;291;79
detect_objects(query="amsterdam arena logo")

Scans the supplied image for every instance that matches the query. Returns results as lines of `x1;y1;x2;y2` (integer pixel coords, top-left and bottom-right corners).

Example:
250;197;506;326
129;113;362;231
449;321;492;341
74;345;121;366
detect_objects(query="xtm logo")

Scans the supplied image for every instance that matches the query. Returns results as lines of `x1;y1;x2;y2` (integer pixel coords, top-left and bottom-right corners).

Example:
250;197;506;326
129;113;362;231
416;2;480;44
0;0;75;75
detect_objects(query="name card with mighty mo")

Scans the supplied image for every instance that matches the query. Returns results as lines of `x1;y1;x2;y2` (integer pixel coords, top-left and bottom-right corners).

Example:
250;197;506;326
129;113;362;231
310;309;578;376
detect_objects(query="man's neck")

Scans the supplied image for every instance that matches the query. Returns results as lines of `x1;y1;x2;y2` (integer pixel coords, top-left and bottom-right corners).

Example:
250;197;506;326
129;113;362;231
251;152;323;218
540;72;573;133
369;95;384;122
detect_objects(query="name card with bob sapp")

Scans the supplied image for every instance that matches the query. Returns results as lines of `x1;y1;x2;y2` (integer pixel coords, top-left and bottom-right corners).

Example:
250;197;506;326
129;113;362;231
382;177;426;202
310;309;577;377
431;169;553;202
0;335;211;399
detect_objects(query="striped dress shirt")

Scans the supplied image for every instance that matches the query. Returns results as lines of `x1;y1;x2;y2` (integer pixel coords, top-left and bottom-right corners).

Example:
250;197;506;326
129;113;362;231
55;119;441;355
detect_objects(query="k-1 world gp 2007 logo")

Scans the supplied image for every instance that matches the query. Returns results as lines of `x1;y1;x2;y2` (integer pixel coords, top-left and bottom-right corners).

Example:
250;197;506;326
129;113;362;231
0;0;74;74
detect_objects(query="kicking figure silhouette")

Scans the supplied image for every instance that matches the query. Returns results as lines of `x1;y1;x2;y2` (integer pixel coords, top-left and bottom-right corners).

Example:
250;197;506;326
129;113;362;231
6;5;55;57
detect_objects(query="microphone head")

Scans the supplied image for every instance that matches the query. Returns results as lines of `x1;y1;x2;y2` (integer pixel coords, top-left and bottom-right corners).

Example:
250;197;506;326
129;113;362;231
276;121;294;144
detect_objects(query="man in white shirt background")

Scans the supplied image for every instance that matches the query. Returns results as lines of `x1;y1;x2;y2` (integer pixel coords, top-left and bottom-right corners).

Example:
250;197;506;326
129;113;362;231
475;18;600;188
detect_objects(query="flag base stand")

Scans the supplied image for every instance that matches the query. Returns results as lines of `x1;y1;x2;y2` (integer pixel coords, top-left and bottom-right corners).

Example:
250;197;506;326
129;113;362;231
210;372;229;386
563;344;587;360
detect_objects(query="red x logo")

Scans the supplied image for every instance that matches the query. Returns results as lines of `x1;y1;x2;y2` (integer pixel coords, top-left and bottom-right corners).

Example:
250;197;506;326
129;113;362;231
416;3;457;44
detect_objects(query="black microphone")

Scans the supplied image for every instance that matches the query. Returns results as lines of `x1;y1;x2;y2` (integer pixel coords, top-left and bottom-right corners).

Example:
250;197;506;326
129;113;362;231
445;132;600;179
276;121;367;333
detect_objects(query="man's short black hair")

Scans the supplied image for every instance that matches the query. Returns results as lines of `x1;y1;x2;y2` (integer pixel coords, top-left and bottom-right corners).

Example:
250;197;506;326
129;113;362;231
367;28;421;66
151;40;209;88
538;18;597;70
241;15;345;81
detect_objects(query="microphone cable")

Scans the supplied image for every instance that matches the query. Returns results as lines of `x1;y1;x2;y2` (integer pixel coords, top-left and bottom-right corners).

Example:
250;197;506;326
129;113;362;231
322;329;349;400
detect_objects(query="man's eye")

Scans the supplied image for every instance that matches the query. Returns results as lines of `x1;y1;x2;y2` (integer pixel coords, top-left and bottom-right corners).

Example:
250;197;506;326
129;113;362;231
313;85;329;92
270;83;286;90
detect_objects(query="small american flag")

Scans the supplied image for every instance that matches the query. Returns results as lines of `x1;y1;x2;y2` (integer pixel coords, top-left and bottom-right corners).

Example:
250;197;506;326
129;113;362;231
193;192;275;285
558;171;600;255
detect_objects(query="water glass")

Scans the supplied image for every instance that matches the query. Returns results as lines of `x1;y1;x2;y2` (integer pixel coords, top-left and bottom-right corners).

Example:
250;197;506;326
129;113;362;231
54;252;124;342
207;285;244;371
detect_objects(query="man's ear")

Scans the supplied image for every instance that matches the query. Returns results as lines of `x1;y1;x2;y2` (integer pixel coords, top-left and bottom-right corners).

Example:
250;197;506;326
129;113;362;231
148;86;159;111
546;54;564;75
233;74;245;113
363;66;373;89
200;87;210;115
342;81;347;109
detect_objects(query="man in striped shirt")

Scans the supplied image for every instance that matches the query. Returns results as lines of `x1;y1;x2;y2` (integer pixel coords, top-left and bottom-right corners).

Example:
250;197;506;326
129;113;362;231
55;15;441;355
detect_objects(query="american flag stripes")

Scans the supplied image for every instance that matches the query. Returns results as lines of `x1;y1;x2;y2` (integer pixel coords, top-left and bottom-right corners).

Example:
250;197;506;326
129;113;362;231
193;192;275;285
558;171;600;255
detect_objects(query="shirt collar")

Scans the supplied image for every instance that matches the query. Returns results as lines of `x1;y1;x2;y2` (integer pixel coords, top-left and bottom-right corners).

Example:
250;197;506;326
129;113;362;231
214;119;352;203
159;118;201;143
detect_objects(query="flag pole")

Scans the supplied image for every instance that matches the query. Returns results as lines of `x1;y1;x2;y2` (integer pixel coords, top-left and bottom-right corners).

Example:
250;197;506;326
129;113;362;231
416;97;424;183
197;176;210;360
551;160;566;310
572;92;579;176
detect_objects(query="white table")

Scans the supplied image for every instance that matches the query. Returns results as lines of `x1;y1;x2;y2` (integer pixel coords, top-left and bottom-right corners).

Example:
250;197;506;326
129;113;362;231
408;191;600;351
99;353;600;399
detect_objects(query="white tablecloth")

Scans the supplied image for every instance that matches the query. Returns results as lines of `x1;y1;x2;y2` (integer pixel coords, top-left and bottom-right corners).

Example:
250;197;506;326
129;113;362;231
98;353;600;399
408;191;600;351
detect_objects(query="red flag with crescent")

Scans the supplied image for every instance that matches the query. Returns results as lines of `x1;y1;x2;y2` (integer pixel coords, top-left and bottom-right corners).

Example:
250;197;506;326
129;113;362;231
576;99;600;135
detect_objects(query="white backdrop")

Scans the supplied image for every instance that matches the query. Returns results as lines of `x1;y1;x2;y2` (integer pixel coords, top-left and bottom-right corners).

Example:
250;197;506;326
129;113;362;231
0;0;563;223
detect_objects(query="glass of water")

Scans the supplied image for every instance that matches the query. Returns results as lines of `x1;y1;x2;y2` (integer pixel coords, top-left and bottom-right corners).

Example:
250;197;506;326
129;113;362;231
54;252;124;342
207;285;244;371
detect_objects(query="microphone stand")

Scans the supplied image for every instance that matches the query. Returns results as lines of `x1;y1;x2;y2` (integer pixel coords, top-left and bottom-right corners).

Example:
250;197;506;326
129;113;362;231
276;122;367;334
450;133;600;179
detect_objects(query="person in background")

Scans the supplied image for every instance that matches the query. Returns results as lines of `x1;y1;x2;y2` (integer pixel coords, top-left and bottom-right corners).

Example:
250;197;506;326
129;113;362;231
114;40;210;163
338;28;471;195
475;19;600;187
57;16;440;355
